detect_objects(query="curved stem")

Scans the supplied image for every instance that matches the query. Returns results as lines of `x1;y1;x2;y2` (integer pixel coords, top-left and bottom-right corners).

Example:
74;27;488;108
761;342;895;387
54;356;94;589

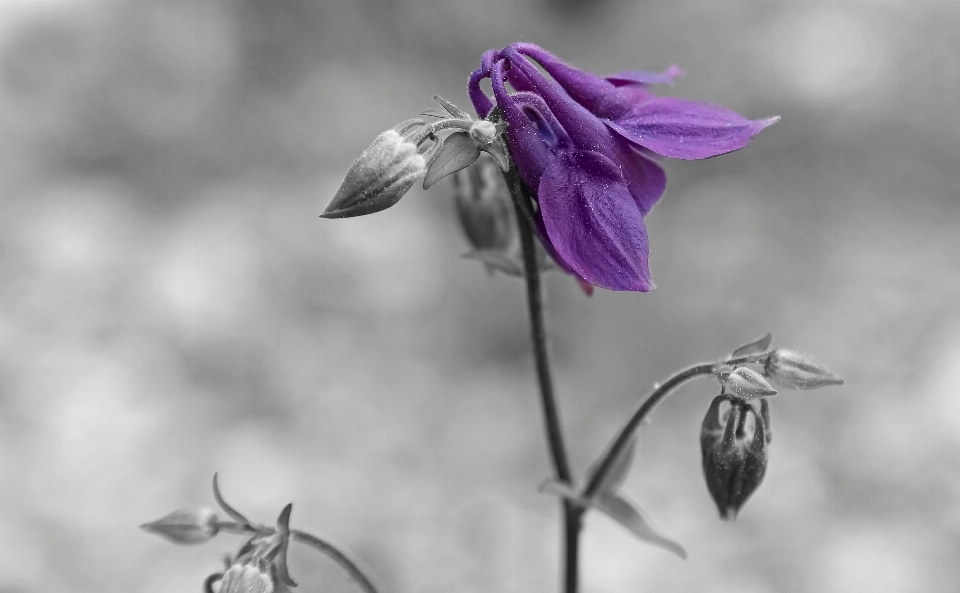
291;530;379;593
583;351;773;500
584;363;714;499
504;168;581;593
217;522;379;593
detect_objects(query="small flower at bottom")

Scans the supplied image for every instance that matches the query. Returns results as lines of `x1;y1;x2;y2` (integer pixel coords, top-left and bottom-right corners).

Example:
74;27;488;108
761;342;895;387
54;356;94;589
700;395;769;520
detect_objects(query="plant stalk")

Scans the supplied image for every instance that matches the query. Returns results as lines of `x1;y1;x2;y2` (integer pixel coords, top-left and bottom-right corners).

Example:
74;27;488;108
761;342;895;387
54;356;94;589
505;169;581;593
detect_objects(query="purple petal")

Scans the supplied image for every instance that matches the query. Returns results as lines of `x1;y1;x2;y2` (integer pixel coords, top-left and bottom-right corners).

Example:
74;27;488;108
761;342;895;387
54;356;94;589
538;150;654;292
613;139;667;216
491;61;562;190
480;49;500;76
468;68;494;119
605;65;684;87
605;97;780;160
501;51;614;150
595;85;657;121
507;42;615;113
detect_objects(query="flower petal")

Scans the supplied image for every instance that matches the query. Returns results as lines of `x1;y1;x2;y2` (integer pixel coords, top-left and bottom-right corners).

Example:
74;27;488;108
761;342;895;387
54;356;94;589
595;85;657;121
605;97;780;160
507;42;615;112
605;65;684;87
538;150;654;292
613;139;667;216
468;68;494;119
491;61;566;191
500;49;613;148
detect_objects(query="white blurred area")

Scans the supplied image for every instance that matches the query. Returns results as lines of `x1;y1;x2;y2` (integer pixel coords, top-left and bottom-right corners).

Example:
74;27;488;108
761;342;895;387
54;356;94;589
2;1;959;592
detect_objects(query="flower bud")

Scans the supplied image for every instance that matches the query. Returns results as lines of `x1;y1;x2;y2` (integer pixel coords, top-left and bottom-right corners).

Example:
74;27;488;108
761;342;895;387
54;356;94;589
722;366;777;399
141;507;219;545
765;349;844;390
216;562;277;593
453;155;517;253
700;396;768;520
322;119;439;219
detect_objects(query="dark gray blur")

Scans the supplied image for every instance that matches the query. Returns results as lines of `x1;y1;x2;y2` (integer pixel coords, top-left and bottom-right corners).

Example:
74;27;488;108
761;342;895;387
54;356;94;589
2;1;959;591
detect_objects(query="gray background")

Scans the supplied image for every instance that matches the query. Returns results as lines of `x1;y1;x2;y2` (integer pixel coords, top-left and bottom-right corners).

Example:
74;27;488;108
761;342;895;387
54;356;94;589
2;0;958;591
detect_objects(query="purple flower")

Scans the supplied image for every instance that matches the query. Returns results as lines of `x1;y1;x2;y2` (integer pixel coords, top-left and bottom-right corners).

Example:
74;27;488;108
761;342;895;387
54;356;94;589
468;43;778;292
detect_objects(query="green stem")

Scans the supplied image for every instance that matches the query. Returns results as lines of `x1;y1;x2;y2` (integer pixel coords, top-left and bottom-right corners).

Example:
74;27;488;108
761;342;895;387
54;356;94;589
504;169;581;593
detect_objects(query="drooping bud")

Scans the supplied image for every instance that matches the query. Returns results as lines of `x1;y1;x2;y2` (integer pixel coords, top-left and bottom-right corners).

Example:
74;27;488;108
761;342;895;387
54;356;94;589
722;367;777;400
141;507;219;545
765;349;844;390
321;119;439;218
454;155;517;253
700;396;769;520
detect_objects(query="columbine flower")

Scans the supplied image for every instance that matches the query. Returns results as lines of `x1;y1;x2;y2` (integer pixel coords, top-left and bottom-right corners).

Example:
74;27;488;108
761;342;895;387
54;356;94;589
468;43;778;292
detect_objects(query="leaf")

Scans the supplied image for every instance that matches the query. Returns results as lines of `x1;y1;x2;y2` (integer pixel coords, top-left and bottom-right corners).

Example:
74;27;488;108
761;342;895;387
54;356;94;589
594;493;687;559
537;478;582;501
275;503;297;588
423;132;480;189
212;473;251;526
730;332;774;359
432;95;471;119
462;250;523;276
585;436;637;495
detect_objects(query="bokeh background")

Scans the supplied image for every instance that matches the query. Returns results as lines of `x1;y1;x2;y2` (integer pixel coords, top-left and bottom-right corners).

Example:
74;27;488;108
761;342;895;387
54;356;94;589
2;0;959;591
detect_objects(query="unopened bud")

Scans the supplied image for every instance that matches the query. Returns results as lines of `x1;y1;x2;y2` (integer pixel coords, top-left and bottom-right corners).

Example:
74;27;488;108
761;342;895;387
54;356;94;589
141;507;219;545
453;155;517;254
722;367;777;399
700;396;768;520
765;349;844;390
322;119;439;219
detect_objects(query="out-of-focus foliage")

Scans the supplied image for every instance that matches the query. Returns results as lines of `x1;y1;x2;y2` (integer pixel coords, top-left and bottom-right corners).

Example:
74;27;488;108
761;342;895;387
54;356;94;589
2;1;959;592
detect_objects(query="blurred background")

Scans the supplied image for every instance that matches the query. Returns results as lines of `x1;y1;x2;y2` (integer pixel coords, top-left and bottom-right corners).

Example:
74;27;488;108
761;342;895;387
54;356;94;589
2;0;959;591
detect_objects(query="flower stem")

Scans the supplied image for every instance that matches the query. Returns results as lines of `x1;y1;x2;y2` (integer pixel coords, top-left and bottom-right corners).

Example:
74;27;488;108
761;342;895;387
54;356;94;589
290;529;379;593
217;522;379;593
504;169;581;593
582;352;772;500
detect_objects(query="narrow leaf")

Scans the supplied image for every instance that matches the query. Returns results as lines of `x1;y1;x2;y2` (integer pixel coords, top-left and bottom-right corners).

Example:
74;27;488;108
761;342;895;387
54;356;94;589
212;473;250;526
433;95;470;119
275;503;297;588
537;478;582;501
463;250;523;276
730;332;774;359
423;132;480;189
595;493;687;559
585;436;637;495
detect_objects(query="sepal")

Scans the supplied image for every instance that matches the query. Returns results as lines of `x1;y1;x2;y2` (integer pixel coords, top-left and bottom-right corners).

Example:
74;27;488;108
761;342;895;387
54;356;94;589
722;367;777;399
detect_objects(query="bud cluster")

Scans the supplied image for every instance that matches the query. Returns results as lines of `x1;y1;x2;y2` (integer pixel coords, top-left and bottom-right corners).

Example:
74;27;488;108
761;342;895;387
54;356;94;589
142;475;296;593
698;333;843;519
322;96;509;220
